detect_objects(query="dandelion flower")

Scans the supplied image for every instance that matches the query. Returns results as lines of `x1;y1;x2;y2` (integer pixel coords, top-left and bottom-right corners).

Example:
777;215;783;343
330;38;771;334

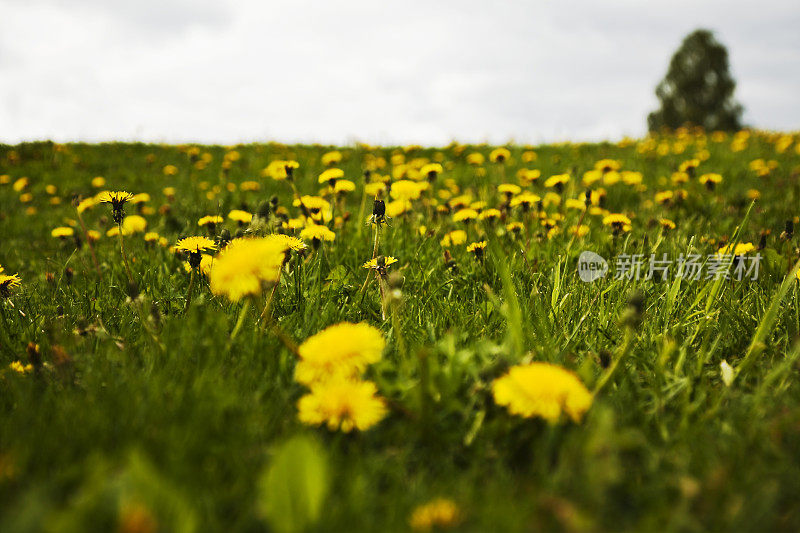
492;362;592;423
363;256;398;270
198;215;224;228
0;273;22;298
299;224;336;244
717;242;755;256
452;208;478;222
440;230;467;247
9;361;33;374
466;152;485;166
228;210;253;225
208;238;288;301
390;180;424;202
410;498;462;531
321;150;342;166
490;147;511;163
466;241;487;259
319;168;345;185
122;215;147;234
175;236;217;254
498;183;521;197
297;378;387;432
602;213;632;233
295;322;386;385
51;227;74;239
544;173;570;189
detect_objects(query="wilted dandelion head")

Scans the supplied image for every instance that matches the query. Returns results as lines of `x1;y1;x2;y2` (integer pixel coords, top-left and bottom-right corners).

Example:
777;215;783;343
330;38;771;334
295;322;385;385
492;362;592;423
297;378;387;433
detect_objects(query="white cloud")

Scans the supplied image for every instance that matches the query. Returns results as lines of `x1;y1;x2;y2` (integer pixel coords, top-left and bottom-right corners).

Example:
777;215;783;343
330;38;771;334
1;0;798;146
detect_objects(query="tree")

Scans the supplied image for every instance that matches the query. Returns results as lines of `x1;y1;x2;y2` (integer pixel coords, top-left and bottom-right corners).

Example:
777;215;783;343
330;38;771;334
648;29;743;132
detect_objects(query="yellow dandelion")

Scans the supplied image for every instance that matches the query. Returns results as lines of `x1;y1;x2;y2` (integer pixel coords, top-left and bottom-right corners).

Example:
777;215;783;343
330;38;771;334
363;256;399;270
490;147;511;163
440;230;467;247
228;210;253;225
319;168;345;184
466;152;485;166
122;215;147;234
544;173;570;188
717;242;755;256
9;361;33;374
390;180;424;202
334;179;356;194
51;227;74;239
410;498;462;532
175;236;217;253
208;238;288;302
498;183;521;196
299;224;336;243
198;215;224;227
492;362;592;423
0;273;22;297
452;208;478;222
295;322;385;385
297;378;387;432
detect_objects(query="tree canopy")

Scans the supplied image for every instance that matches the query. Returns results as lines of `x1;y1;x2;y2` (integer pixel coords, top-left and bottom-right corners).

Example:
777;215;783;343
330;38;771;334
648;29;744;132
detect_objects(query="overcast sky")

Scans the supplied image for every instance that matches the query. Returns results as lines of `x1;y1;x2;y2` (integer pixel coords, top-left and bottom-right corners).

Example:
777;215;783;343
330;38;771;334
1;0;798;146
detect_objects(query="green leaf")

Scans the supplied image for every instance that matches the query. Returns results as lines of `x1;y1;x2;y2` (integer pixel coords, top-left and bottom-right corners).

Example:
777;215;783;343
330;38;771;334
257;435;330;533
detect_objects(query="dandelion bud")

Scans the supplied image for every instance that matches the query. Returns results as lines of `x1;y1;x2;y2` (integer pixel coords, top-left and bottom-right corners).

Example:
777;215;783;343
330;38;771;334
26;342;42;371
373;198;386;218
64;267;74;285
598;349;611;368
257;201;271;220
780;219;794;241
621;290;645;329
127;280;140;299
45;271;56;285
218;228;232;248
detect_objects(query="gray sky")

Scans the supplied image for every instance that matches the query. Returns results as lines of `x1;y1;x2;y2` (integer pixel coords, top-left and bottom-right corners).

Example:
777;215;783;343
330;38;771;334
1;0;798;145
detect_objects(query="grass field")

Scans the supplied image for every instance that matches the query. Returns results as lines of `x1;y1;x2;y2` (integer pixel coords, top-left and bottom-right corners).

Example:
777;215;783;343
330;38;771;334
2;131;800;532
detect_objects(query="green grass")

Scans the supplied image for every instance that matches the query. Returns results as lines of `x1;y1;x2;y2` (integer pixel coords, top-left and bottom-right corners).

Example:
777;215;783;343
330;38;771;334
2;135;800;532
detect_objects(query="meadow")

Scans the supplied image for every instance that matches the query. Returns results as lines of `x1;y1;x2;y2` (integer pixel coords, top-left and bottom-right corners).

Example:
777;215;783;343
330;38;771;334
1;131;800;532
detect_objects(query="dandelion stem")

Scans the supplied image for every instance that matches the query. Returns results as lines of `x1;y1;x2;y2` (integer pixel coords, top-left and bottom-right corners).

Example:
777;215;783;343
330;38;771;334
229;298;251;341
184;268;196;312
259;281;279;332
117;224;135;285
372;223;381;259
593;327;634;396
